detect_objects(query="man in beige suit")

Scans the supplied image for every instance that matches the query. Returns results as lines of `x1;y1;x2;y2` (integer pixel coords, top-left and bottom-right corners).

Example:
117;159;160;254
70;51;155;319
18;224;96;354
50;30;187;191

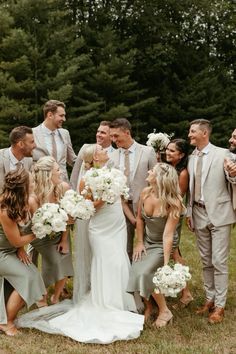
70;121;115;190
0;126;35;192
32;100;76;183
110;118;156;260
187;119;236;324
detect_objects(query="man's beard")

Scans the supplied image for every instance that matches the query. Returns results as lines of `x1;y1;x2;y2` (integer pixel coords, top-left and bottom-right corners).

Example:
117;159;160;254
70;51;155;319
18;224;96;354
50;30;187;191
229;145;236;154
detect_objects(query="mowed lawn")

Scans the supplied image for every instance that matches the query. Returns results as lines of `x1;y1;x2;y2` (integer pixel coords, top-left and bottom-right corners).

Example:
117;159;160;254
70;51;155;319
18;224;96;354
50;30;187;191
1;225;236;354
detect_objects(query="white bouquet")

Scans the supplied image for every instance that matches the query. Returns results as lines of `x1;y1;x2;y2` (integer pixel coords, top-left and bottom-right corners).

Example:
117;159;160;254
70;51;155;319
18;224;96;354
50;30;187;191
153;263;192;297
146;130;173;152
60;189;95;220
82;166;129;204
31;203;68;239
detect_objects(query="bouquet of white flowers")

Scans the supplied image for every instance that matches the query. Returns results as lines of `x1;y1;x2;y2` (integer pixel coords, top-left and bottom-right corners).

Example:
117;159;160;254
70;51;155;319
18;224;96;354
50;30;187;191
82;166;129;204
31;203;68;239
146;130;173;152
60;189;95;220
153;263;192;297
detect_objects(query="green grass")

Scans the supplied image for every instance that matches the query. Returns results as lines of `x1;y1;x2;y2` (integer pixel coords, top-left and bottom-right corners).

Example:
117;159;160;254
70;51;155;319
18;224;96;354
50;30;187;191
1;225;236;354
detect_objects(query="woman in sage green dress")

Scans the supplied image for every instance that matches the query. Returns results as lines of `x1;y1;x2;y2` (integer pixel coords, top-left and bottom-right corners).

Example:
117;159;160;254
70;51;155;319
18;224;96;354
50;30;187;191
0;168;46;336
29;156;74;305
29;156;73;304
127;163;185;327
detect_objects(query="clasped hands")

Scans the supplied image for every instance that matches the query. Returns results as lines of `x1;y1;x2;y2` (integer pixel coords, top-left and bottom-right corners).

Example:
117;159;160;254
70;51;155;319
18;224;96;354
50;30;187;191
224;157;236;178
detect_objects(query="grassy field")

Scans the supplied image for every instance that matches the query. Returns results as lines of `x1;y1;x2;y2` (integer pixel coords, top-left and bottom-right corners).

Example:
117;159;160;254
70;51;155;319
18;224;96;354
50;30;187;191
1;225;236;354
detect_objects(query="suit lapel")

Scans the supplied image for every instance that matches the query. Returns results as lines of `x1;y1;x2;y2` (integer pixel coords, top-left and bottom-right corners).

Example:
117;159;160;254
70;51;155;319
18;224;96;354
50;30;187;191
202;145;214;186
132;143;142;179
3;150;10;174
35;125;50;155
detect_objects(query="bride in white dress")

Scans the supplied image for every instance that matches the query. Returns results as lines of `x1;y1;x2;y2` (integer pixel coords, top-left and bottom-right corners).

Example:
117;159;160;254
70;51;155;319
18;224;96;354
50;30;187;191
17;144;144;344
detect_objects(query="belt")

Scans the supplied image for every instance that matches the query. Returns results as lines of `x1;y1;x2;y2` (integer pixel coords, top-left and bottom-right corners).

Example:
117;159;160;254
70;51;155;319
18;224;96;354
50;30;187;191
193;201;206;209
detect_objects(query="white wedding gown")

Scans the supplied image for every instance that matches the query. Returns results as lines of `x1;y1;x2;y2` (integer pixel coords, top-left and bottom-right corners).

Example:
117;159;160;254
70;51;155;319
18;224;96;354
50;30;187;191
17;199;144;343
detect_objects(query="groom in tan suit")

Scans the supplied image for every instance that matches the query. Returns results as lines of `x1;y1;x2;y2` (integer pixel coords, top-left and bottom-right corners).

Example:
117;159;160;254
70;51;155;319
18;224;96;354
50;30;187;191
110;118;156;260
187;119;236;324
32;100;76;183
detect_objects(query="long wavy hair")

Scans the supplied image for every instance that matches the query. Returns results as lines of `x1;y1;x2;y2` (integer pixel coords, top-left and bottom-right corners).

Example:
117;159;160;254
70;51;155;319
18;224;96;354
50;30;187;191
32;156;63;206
0;168;29;221
144;163;185;219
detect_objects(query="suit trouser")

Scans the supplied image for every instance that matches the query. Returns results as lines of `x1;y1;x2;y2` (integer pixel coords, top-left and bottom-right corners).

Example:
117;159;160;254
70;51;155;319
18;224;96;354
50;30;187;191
193;205;231;308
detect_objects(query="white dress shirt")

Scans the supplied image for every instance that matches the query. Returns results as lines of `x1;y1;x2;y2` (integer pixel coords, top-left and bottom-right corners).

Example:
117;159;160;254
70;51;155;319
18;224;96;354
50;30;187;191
119;142;136;181
9;148;23;171
194;143;211;203
41;123;64;161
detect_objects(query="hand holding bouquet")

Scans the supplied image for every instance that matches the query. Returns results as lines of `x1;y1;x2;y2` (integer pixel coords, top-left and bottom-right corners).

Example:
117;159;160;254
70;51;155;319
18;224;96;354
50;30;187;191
60;189;95;220
146;130;173;152
153;263;191;297
82;166;129;204
31;203;68;239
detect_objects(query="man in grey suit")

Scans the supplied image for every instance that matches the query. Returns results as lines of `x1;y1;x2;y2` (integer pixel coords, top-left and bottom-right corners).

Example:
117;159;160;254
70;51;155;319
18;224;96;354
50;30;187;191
0;126;35;192
110;118;156;260
32;100;76;183
186;119;236;324
70;121;115;190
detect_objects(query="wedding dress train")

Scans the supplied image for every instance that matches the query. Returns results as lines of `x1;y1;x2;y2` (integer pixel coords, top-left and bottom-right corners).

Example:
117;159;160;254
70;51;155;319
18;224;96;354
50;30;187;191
17;200;144;343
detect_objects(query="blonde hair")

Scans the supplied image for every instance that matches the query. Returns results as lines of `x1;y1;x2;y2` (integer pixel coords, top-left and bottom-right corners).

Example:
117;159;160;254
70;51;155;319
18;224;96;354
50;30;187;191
81;144;97;170
32;156;62;206
144;163;185;219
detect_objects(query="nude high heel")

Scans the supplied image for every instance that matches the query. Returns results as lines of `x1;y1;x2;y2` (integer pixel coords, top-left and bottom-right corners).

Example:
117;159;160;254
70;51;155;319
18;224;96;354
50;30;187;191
179;295;194;308
154;311;173;328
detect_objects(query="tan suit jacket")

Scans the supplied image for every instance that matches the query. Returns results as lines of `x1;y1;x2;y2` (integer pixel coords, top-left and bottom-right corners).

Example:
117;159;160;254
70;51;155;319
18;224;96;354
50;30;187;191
0;148;33;192
110;142;156;214
32;124;76;183
187;144;236;227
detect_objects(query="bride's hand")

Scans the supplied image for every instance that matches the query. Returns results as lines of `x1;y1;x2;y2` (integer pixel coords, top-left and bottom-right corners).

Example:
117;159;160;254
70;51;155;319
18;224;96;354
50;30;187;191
132;242;146;262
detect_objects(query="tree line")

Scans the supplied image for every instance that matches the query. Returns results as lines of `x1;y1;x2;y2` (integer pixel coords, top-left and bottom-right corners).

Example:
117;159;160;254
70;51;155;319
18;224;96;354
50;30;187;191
0;0;235;152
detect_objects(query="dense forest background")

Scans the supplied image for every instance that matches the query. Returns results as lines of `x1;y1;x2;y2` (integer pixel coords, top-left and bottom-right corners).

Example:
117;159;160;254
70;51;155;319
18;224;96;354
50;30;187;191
0;0;235;152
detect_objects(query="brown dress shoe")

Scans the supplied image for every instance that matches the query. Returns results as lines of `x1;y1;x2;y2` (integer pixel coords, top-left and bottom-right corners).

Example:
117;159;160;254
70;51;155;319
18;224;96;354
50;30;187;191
208;307;224;324
195;301;215;315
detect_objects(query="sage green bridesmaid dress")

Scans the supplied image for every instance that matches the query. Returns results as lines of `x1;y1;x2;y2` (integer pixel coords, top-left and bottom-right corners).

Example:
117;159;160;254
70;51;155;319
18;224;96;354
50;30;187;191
127;208;178;299
30;231;74;288
0;222;46;324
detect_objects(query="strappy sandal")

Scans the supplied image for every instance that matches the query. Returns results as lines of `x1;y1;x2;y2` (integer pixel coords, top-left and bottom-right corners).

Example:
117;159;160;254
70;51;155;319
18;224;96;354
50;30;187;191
0;324;19;336
179;295;194;308
154;311;173;328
